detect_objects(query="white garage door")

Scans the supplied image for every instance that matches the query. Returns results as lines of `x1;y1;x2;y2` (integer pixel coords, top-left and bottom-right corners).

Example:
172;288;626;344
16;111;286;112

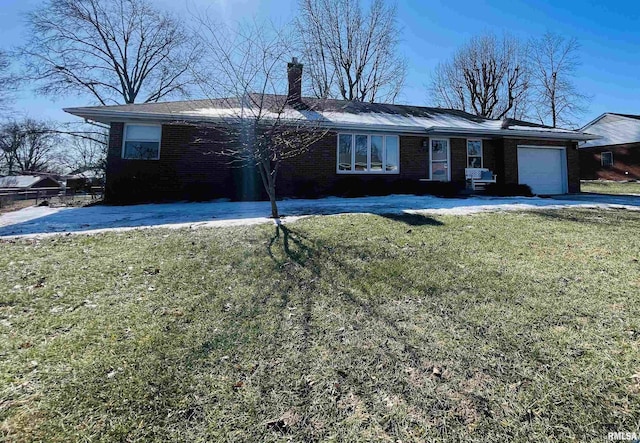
517;146;566;195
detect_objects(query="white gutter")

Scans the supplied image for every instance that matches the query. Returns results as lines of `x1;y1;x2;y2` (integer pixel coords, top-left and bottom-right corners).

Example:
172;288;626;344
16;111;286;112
426;126;600;141
64;108;599;141
64;108;201;123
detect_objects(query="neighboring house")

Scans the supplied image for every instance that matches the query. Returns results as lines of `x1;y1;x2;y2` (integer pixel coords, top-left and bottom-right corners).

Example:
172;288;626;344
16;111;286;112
64;60;597;203
0;175;61;191
579;113;640;180
63;168;105;193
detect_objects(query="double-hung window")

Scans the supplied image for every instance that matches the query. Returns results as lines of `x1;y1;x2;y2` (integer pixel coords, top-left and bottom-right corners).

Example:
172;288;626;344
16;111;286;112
122;124;162;160
337;133;399;173
601;151;613;167
467;139;483;168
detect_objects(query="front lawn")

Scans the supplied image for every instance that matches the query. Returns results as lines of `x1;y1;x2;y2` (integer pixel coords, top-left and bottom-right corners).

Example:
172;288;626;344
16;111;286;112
582;180;640;195
1;209;639;442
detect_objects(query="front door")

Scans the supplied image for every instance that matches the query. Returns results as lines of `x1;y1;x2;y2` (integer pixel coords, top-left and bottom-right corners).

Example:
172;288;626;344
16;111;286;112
430;139;450;181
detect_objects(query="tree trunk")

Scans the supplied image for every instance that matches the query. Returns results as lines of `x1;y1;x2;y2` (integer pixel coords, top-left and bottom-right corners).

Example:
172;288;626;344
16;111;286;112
257;158;280;219
266;170;279;219
269;192;279;219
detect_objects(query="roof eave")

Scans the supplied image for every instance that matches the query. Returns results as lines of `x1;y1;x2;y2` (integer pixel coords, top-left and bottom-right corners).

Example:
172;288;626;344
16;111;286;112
63;108;221;125
428;127;598;141
63;108;433;134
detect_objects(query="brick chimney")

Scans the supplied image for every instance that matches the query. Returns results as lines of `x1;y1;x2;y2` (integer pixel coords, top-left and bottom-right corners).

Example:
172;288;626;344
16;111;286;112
286;57;303;105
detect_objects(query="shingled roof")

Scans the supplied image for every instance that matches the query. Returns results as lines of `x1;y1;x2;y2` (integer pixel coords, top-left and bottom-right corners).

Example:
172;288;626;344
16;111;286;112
0;175;61;189
580;113;640;148
65;95;597;141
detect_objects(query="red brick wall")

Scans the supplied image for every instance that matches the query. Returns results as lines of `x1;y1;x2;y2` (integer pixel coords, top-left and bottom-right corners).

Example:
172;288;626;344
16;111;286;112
104;122;582;202
278;132;338;195
566;141;581;193
579;143;640;180
450;138;466;182
400;135;430;179
105;122;238;203
482;139;497;172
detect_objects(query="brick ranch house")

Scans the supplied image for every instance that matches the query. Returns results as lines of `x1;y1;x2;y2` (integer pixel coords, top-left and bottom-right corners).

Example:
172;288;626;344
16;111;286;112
579;113;640;181
65;60;597;203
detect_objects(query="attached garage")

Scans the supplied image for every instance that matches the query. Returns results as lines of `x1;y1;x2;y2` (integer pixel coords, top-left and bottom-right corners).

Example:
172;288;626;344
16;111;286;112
517;146;568;195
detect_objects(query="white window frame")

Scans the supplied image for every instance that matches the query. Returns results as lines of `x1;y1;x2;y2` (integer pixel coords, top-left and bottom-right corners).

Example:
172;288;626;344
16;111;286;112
466;139;483;168
429;138;451;181
336;133;400;174
121;123;162;160
601;151;613;167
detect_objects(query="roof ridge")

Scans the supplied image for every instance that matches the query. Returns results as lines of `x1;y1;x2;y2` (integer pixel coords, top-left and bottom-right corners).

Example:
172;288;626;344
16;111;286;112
80;94;498;121
610;112;640;120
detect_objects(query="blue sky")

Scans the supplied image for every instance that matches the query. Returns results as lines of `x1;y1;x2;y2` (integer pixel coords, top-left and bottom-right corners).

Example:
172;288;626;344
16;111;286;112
0;0;639;127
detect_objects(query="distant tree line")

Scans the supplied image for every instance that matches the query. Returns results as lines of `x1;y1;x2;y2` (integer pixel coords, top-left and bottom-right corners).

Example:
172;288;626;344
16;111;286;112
0;119;60;175
0;119;107;177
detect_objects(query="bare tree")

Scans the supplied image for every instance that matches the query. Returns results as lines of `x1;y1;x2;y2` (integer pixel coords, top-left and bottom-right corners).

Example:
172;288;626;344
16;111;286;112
62;129;108;176
297;0;406;103
528;32;589;128
20;0;197;105
0;50;18;109
0;121;21;175
191;18;328;219
0;119;62;174
429;33;530;119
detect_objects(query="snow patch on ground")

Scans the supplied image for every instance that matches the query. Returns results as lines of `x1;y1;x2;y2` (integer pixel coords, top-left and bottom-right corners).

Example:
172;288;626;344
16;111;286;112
0;206;67;227
1;194;639;239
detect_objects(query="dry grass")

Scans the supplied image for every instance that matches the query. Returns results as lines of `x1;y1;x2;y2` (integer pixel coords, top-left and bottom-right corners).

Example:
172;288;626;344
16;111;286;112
581;180;640;195
1;208;639;441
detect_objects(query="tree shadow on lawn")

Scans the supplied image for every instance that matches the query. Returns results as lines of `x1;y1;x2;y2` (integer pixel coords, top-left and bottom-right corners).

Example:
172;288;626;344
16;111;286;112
262;221;497;439
258;220;631;440
267;223;318;270
378;213;444;226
